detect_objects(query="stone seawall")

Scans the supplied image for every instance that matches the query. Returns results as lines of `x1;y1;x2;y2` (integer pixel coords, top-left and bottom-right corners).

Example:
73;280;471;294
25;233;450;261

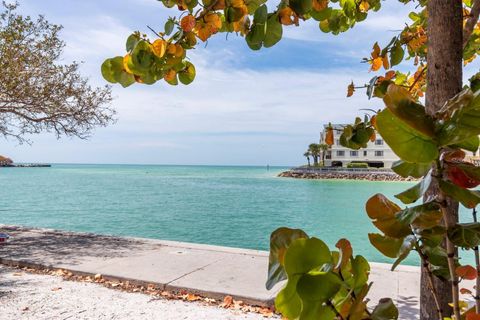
278;170;417;182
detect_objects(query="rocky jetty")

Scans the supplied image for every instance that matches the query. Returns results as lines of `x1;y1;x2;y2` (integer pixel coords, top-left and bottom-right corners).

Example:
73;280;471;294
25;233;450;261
278;169;417;182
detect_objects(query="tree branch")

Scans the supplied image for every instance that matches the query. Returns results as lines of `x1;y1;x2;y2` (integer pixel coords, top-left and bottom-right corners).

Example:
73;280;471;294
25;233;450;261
463;0;480;48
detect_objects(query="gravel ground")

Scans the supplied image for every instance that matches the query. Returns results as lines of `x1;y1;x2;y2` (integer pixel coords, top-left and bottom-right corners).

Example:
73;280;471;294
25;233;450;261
0;265;270;320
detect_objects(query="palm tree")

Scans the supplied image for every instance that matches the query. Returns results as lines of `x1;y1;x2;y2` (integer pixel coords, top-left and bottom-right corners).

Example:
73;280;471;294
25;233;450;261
308;143;321;166
303;151;311;166
318;143;330;166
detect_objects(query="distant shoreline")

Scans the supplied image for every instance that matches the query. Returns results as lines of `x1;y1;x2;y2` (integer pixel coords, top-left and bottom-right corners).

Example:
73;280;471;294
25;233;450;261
278;167;417;182
1;163;51;168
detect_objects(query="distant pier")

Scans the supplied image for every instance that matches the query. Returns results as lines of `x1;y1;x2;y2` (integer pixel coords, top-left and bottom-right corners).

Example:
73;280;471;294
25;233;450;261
0;163;51;168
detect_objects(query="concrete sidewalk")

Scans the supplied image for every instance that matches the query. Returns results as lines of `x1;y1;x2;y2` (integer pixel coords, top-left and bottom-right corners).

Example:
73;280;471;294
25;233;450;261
0;225;421;318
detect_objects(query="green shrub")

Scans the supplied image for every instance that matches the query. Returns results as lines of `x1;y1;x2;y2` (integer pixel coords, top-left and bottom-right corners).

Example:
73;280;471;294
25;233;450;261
347;162;369;168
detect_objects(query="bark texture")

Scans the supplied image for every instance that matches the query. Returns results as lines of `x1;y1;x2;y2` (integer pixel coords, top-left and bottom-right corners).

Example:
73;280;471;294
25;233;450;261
421;1;463;319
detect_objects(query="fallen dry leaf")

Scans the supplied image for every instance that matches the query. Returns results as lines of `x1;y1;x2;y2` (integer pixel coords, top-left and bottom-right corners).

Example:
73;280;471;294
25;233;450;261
186;293;201;301
21;307;29;312
94;273;102;280
12;272;23;276
51;287;62;291
220;295;233;308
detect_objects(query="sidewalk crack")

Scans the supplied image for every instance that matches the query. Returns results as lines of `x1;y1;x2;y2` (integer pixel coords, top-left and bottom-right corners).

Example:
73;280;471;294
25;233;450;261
165;257;226;285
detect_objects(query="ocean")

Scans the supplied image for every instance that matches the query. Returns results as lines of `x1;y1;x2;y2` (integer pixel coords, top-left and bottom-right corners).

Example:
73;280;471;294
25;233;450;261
0;164;474;265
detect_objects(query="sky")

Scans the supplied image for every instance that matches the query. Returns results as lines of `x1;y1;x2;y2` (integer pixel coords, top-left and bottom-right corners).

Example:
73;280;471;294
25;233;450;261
3;0;480;166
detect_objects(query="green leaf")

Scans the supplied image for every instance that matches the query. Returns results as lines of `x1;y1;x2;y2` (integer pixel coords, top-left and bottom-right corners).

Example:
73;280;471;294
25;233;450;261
246;24;265;49
178;62;196;85
382;85;435;138
126;33;140;52
417;226;446;247
395;201;442;230
371;298;399;320
131;40;156;73
438;89;480;146
311;7;332;21
275;275;303;319
253;4;268;24
366;194;411;238
452;135;480;152
376;108;439;163
263;14;282;48
439;180;480;208
245;0;267;14
391;160;431;178
395;173;432;204
389;42;404;67
297;273;341;320
289;0;312;15
284;237;332;275
165;19;175;35
266;227;308;290
276;237;332;319
368;233;403;258
351;255;370;289
448;223;480;249
101;57;135;88
391;236;416;271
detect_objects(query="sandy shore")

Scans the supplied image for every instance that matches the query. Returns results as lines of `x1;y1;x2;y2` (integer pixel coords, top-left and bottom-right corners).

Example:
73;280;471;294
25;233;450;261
0;265;272;320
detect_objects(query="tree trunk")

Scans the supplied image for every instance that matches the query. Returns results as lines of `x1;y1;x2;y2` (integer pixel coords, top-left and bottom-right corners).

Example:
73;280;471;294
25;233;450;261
421;1;463;319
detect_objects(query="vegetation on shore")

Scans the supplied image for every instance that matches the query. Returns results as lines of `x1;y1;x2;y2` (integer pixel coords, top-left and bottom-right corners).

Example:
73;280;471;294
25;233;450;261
0;3;115;144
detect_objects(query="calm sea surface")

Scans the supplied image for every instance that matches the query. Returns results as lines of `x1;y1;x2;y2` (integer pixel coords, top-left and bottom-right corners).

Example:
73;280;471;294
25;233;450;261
0;164;474;265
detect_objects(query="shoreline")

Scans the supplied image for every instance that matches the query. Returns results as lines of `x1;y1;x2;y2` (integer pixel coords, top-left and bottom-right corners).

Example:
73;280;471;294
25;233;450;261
278;168;417;182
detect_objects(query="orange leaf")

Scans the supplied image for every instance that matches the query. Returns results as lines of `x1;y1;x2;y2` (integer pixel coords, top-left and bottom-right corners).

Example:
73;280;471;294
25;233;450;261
335;239;352;269
460;288;472;295
467;313;480;320
220;295;233;308
456;265;477;280
347;81;355;97
382;56;390;70
370;57;383;71
325;127;334;146
372;42;381;58
152;39;167;58
180;15;196;32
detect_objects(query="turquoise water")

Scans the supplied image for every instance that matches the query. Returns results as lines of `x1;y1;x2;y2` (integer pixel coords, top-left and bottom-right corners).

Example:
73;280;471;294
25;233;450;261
0;164;473;265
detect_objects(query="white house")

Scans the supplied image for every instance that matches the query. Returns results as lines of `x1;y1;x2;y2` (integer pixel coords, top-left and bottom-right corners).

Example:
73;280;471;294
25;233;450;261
321;124;399;168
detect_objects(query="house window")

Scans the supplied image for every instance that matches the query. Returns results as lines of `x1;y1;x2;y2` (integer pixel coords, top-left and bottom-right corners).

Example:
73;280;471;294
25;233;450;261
350;151;358;157
336;139;340;146
363;150;368;156
336;151;345;157
375;139;384;145
375;151;384;157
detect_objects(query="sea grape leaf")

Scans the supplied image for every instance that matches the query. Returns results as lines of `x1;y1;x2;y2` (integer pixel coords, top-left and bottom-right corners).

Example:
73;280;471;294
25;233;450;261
395;201;442;230
371;298;399;320
366;194;411;238
335;238;352;270
264;14;282;48
275;237;332;319
296;272;341;320
368;233;403;258
439;180;480;208
395;173;432;204
383;85;435;138
448;223;480;249
391;160;431;179
438;89;480;147
452;135;480;152
351;255;370;289
376;108;438;163
266;227;308;290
